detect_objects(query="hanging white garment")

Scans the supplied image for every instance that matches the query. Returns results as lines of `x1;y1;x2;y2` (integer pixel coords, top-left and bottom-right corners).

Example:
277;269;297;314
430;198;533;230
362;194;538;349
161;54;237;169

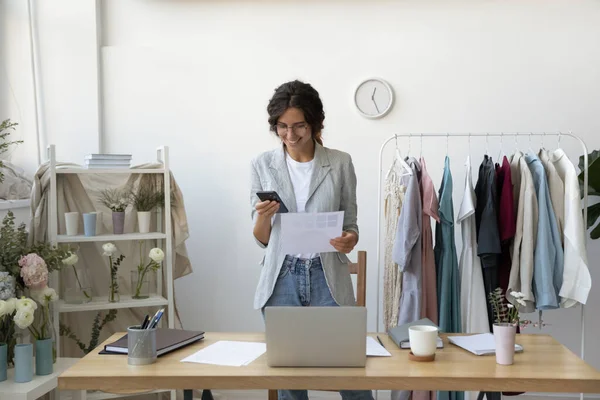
507;152;538;312
383;163;406;332
551;149;591;307
457;157;490;334
539;149;565;240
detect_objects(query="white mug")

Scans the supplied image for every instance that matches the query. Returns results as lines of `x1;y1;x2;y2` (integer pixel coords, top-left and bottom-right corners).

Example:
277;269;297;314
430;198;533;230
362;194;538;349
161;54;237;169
64;212;79;236
409;325;439;357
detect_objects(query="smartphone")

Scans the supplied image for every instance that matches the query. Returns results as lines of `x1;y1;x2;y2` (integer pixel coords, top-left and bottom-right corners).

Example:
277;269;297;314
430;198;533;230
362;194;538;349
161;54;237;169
256;191;289;213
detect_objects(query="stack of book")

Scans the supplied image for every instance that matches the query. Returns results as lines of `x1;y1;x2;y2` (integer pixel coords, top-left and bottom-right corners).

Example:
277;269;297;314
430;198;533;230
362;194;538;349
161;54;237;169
84;154;132;169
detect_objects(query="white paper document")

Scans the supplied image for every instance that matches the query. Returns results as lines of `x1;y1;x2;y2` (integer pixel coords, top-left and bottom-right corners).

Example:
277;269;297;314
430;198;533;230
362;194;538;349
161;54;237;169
181;341;266;366
448;333;523;356
366;337;391;357
281;211;344;254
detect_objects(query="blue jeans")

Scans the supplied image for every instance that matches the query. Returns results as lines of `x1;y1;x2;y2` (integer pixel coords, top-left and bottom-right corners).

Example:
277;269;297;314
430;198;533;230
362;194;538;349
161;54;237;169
263;256;374;400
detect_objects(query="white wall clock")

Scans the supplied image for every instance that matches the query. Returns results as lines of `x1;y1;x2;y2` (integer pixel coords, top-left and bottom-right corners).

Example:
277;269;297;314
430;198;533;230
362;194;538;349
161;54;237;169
354;78;394;119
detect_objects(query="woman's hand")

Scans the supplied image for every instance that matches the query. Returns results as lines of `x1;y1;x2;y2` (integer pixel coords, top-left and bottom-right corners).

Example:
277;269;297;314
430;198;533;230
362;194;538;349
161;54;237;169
255;200;280;220
330;231;358;254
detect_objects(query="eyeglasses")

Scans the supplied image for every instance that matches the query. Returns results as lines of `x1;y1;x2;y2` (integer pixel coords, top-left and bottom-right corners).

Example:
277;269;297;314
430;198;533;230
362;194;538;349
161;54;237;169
276;122;308;135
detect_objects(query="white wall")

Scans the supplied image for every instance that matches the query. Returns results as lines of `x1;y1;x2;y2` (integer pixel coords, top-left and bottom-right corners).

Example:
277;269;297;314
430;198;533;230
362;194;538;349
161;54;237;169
3;0;600;379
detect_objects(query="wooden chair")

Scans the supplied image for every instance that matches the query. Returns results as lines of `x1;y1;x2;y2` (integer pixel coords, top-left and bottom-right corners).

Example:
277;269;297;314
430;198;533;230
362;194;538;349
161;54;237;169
267;251;367;400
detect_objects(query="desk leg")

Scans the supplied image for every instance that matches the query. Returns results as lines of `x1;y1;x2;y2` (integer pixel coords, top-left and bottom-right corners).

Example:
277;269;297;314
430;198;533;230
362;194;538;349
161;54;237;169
184;390;194;400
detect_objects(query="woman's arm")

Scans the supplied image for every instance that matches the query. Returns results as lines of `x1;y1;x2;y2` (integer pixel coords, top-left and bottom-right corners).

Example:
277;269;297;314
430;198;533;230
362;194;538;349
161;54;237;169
330;153;359;253
251;161;279;247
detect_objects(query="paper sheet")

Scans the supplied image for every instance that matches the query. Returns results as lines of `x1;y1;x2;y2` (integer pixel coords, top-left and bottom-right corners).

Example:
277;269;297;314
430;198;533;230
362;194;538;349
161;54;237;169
448;333;523;356
366;337;391;357
181;341;266;366
281;211;344;254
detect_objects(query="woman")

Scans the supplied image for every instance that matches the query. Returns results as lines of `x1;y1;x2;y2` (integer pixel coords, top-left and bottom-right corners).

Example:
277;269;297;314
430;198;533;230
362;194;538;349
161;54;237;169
250;80;373;400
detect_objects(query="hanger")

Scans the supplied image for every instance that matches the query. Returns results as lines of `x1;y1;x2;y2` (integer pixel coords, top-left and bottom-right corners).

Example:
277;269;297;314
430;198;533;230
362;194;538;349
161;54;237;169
497;132;504;163
485;132;490;156
468;133;472;168
446;133;449;156
528;132;534;154
514;132;519;154
557;131;562;149
386;135;412;179
420;134;423;158
400;134;413;176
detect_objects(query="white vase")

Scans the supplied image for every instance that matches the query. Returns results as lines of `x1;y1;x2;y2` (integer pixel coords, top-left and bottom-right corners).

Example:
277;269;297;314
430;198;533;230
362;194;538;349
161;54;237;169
493;323;517;365
137;211;152;233
64;212;79;236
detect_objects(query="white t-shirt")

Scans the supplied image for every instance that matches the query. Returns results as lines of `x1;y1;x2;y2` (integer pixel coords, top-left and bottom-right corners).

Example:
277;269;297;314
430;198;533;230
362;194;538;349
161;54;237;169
286;153;316;259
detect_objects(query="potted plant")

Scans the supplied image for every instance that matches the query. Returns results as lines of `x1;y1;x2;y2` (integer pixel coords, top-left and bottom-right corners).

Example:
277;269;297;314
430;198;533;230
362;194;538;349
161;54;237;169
0;119;24;184
488;288;525;365
103;243;124;303
132;244;164;299
99;188;130;234
130;184;162;234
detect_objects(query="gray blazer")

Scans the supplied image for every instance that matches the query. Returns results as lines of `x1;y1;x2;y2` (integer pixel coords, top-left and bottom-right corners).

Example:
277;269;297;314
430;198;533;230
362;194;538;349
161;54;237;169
250;142;359;310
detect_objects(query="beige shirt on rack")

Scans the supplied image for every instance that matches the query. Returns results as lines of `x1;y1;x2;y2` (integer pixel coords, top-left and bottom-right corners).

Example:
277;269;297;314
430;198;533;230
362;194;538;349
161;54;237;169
507;151;538;312
539;149;565;240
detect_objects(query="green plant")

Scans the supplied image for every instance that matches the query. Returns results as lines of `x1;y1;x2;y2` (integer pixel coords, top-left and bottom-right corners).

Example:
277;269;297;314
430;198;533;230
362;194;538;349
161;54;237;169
99;188;130;212
59;309;118;354
0;119;24;184
488;288;524;325
579;150;600;239
130;184;162;212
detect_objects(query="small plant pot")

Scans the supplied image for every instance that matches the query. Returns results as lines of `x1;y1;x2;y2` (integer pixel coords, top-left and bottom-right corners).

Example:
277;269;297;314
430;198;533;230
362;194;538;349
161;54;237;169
493;323;517;365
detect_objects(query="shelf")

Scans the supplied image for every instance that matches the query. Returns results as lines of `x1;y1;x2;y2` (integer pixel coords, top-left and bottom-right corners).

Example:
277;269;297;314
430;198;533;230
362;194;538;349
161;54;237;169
0;199;30;210
0;357;79;400
86;389;172;400
56;168;165;174
57;232;167;243
57;294;168;313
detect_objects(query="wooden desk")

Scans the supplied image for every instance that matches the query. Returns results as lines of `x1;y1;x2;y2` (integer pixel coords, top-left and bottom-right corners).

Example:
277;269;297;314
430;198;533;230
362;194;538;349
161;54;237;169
58;333;600;397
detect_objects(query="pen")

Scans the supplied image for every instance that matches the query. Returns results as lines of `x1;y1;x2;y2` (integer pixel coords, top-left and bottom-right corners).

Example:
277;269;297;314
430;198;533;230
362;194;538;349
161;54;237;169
150;309;164;329
141;314;150;329
146;309;161;330
376;335;386;350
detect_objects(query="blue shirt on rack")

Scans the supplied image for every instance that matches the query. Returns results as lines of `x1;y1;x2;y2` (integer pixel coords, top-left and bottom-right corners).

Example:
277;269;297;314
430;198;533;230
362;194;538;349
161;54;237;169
525;153;564;310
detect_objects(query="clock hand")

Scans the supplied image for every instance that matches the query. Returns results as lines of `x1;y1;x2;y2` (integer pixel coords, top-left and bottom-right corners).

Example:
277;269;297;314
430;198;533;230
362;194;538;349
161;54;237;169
371;87;377;100
372;98;380;114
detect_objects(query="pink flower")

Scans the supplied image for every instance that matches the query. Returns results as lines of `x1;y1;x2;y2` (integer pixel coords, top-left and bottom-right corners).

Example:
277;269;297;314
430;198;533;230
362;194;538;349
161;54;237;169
19;253;49;289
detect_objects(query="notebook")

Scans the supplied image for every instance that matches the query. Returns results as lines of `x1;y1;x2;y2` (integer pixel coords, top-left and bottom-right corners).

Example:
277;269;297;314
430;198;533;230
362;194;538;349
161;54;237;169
102;328;204;356
387;318;443;349
448;333;524;356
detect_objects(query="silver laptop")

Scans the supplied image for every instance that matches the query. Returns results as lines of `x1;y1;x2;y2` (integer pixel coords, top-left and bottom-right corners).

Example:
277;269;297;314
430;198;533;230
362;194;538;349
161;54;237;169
264;306;367;367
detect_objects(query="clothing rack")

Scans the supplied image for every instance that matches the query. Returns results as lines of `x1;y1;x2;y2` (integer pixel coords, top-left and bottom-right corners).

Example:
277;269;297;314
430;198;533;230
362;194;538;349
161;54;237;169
376;132;589;400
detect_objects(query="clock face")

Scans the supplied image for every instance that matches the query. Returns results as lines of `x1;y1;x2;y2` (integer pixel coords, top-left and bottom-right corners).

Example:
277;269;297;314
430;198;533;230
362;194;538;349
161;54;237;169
354;78;394;119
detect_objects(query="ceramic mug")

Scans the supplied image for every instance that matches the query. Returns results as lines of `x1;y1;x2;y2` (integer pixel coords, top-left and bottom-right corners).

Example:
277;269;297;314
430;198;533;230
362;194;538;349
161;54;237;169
409;325;439;357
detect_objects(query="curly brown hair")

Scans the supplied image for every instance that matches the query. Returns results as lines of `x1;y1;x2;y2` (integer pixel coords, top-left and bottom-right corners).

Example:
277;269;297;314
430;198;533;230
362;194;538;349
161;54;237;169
267;80;325;145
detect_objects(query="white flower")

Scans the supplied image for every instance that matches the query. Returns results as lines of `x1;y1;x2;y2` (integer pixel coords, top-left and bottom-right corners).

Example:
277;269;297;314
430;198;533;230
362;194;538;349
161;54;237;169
16;297;38;312
31;287;58;306
507;303;514;308
5;298;16;315
510;291;519;297
102;243;117;257
516;298;527;307
62;253;79;266
13;309;34;329
516;292;525;298
149;248;164;263
0;300;11;318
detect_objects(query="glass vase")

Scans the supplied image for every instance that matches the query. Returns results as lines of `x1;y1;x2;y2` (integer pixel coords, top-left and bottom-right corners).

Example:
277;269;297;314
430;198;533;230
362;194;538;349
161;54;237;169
109;267;120;303
131;270;155;299
64;264;93;304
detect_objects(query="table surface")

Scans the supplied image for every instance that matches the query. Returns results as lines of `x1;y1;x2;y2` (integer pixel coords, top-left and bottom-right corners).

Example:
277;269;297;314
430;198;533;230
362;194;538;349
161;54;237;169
58;332;600;393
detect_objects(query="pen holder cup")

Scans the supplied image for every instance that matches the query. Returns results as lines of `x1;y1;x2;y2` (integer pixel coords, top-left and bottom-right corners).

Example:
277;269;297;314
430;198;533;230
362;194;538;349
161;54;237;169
127;325;157;366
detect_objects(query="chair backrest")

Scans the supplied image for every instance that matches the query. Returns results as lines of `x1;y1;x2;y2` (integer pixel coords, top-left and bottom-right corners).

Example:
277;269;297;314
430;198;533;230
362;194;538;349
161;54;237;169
348;250;367;307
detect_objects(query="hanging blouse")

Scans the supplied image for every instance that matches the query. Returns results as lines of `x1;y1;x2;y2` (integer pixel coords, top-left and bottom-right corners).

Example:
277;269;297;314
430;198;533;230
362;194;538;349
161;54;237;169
419;157;439;325
507;151;537;312
392;158;422;326
495;156;516;297
525;153;564;310
474;155;501;330
551;149;591;307
458;157;489;334
540;149;565;239
383;162;406;331
435;156;463;400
